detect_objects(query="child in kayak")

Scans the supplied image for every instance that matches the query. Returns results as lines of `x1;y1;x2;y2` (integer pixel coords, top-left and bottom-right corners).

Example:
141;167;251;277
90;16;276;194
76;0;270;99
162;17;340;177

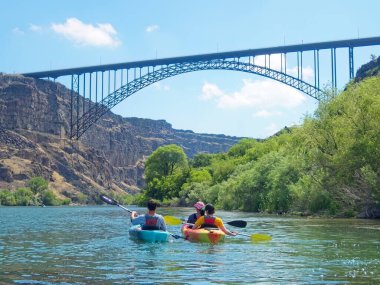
192;204;237;236
186;201;205;224
131;199;167;231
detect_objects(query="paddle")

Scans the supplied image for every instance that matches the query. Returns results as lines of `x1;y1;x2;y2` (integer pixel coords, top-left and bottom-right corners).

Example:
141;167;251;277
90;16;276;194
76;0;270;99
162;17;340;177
225;220;247;228
100;194;132;213
164;215;247;228
164;215;183;226
238;232;272;242
99;194;184;240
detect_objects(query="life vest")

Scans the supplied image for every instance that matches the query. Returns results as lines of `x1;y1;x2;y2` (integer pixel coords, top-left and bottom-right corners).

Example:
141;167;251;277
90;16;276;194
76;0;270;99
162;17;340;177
142;214;159;230
200;215;218;229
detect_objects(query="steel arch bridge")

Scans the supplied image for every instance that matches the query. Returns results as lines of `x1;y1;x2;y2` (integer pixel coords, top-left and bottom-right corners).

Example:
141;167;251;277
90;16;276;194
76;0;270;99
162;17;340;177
23;36;380;139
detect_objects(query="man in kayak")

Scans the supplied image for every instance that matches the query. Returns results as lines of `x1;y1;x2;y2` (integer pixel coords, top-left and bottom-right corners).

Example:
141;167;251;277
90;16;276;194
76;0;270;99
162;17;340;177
131;199;167;231
186;201;205;224
192;204;237;236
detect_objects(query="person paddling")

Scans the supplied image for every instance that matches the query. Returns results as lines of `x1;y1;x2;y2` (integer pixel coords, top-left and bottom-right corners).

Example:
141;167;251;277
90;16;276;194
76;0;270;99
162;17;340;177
192;204;237;236
131;199;167;231
187;201;205;224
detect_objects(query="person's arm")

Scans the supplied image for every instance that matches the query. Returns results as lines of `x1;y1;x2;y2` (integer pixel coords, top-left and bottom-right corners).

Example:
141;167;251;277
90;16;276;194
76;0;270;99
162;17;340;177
130;211;137;223
192;216;204;229
215;218;237;236
131;213;144;226
157;215;167;231
131;211;138;219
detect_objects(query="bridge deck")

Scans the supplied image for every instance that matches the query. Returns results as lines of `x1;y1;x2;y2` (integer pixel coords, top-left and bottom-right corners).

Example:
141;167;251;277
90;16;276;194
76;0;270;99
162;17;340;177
23;36;380;79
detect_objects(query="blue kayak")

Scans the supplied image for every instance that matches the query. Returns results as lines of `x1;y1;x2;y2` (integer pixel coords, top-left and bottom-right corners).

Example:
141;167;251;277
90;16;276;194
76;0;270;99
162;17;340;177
128;225;170;242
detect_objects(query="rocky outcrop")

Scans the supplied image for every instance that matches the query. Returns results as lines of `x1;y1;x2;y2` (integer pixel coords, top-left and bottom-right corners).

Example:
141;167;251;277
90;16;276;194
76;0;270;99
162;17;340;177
357;206;380;219
0;74;243;197
355;55;380;82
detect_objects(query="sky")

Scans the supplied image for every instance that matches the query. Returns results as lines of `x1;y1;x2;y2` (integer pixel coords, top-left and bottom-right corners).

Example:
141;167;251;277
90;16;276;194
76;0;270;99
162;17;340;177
1;0;380;138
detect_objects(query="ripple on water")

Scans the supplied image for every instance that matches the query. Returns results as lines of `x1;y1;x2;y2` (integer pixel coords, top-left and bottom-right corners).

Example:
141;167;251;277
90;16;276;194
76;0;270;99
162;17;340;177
1;207;380;284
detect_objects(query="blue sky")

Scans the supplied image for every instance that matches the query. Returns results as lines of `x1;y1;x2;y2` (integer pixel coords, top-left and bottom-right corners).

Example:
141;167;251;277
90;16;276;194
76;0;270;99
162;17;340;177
1;0;380;138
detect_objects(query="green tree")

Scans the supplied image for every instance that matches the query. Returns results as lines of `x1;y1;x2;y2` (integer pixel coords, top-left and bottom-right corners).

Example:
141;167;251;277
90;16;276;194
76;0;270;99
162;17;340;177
0;190;16;206
265;155;300;213
191;152;213;168
228;138;257;157
144;144;189;200
41;190;60;206
179;181;210;206
144;144;188;181
210;159;237;183
27;177;48;194
187;168;212;184
14;188;35;206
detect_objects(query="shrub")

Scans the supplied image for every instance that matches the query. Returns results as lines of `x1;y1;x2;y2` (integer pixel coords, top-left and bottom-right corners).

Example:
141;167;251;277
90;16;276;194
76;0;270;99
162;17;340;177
27;177;48;194
0;189;16;206
14;188;35;206
41;190;60;206
308;190;331;213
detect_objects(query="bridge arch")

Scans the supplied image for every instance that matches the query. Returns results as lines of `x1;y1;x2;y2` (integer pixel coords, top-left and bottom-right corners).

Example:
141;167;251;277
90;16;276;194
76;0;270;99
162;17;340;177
75;59;322;138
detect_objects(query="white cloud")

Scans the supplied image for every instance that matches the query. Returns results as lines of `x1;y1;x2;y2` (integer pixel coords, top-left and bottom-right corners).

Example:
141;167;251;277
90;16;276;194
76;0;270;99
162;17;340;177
200;78;306;110
12;27;24;35
146;25;159;33
29;24;42;32
253;109;282;118
251;54;314;81
287;66;314;81
252;54;284;71
200;82;224;101
152;82;170;91
51;18;121;47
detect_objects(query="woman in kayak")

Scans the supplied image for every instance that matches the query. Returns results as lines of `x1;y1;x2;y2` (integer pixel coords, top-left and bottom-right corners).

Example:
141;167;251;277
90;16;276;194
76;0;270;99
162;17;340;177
186;201;205;224
131;199;167;231
192;204;237;236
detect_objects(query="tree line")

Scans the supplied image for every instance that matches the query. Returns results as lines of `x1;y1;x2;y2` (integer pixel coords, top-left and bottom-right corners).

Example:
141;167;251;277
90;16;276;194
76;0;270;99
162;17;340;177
136;75;380;217
0;177;70;206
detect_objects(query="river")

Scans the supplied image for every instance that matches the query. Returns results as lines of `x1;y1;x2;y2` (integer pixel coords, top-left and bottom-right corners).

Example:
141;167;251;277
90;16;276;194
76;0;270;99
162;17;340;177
0;206;379;284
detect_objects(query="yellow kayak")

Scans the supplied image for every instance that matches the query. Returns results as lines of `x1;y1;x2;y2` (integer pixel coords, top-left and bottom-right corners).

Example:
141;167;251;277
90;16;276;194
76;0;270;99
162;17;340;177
181;224;225;244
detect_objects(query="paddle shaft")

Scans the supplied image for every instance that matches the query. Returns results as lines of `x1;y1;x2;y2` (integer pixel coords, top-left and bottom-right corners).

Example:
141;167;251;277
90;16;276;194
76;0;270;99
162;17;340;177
170;234;186;240
179;218;246;228
237;233;251;237
100;195;133;214
117;204;132;213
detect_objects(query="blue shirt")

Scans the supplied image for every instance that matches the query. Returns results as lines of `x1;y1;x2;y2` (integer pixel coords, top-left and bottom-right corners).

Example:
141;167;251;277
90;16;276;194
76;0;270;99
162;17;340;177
131;213;167;231
187;213;198;224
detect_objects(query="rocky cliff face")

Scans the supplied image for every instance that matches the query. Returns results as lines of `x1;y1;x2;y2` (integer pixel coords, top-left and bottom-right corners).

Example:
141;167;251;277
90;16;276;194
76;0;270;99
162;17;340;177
355;55;380;82
0;74;243;198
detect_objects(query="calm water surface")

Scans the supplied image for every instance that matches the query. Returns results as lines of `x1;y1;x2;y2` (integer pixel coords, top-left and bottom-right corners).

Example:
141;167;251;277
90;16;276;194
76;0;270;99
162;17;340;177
0;206;379;284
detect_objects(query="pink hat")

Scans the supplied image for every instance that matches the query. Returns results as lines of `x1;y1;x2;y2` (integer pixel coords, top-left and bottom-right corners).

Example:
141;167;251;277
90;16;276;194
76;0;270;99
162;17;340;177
193;201;205;210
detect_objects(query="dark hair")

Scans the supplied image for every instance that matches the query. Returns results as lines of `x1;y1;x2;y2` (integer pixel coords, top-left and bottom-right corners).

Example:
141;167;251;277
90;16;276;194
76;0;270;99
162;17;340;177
147;199;158;211
205;204;215;215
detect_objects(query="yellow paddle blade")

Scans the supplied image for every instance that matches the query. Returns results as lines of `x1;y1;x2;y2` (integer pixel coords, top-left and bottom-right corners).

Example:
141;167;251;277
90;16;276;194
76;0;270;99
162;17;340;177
164;215;182;226
251;233;272;241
